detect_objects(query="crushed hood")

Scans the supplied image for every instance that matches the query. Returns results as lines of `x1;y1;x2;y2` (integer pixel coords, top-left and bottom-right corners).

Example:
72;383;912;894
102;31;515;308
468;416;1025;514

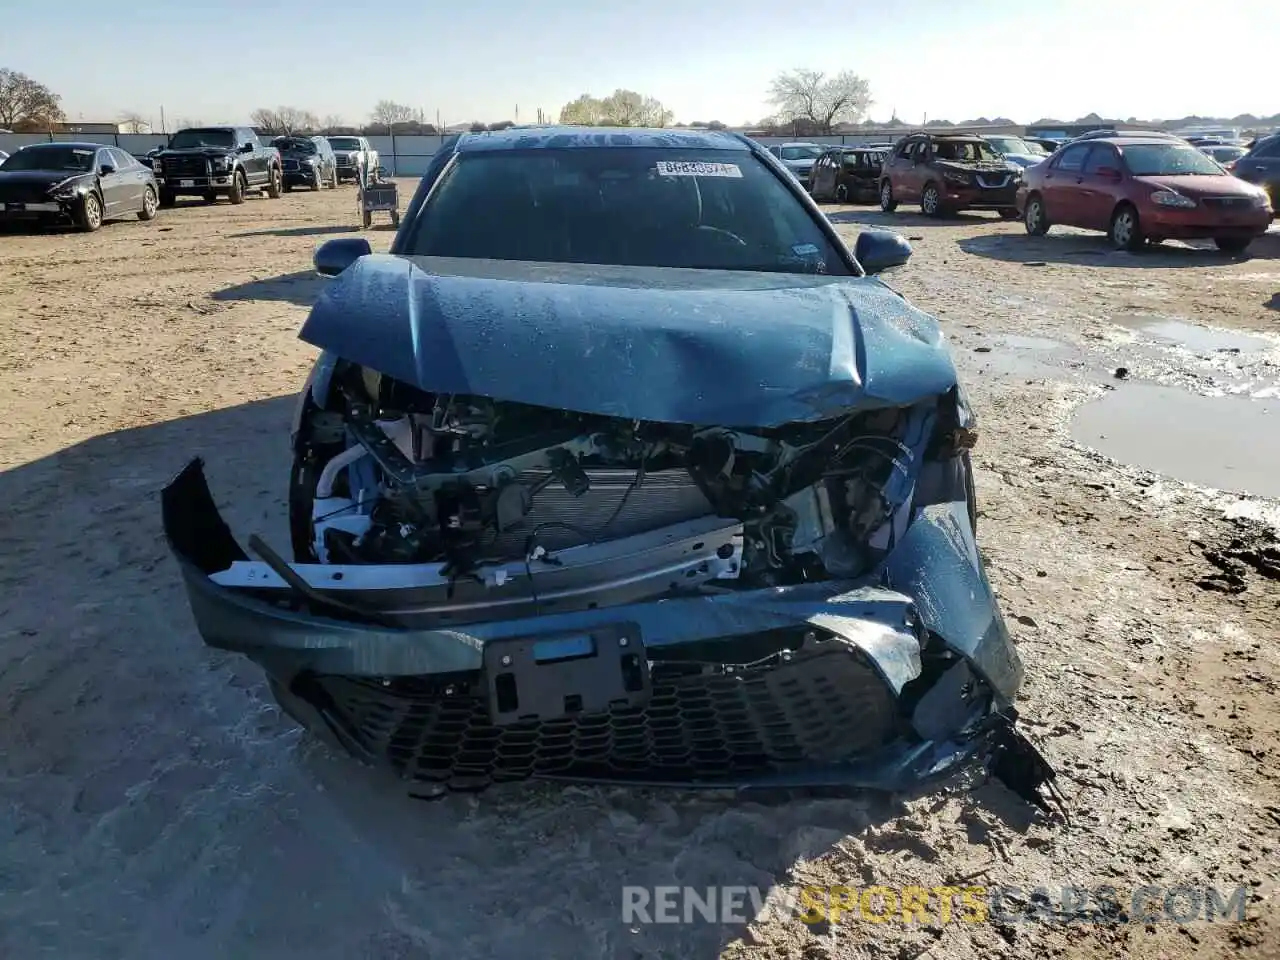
298;255;959;427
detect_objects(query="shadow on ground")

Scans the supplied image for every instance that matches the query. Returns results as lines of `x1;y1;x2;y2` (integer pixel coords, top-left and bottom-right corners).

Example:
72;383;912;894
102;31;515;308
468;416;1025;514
825;209;1001;228
956;230;1280;268
230;225;358;239
0;395;1047;958
211;270;325;305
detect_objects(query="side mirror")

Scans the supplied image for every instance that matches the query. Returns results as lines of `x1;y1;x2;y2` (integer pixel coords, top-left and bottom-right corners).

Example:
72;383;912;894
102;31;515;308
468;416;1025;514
99;163;116;175
314;237;372;277
855;230;913;274
1094;165;1122;181
239;142;254;154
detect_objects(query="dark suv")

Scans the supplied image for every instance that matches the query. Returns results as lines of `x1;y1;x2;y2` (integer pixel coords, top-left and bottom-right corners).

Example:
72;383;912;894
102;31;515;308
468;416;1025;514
879;133;1022;218
1232;134;1280;213
273;136;339;191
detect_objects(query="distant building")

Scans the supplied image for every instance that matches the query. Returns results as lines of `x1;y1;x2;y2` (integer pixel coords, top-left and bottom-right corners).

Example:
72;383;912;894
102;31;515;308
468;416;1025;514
57;121;131;135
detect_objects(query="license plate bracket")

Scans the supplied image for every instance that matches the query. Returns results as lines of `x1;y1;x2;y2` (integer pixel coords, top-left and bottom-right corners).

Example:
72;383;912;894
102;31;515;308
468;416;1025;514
179;179;195;187
483;623;649;726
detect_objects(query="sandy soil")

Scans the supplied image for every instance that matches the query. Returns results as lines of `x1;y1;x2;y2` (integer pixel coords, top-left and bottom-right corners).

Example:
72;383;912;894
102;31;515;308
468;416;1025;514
1;184;1278;960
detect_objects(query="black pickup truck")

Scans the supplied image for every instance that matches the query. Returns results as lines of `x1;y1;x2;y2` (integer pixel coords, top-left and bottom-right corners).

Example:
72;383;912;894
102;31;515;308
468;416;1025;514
152;126;283;206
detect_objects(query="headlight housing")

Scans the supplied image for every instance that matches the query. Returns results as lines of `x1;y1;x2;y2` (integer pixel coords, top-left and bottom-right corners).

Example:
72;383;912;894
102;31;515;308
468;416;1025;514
1151;190;1196;209
942;170;969;185
211;156;232;171
48;178;80;199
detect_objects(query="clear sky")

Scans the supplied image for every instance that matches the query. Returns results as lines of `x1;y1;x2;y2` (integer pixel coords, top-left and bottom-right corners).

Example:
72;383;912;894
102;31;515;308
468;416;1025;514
5;0;1276;129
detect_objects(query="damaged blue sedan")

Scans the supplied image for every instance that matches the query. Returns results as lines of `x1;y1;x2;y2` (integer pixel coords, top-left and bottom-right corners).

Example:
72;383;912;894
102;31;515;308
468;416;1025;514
163;127;1060;809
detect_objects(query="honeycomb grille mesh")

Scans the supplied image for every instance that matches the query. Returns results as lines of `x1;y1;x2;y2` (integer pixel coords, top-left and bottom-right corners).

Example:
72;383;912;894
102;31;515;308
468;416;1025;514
314;641;901;793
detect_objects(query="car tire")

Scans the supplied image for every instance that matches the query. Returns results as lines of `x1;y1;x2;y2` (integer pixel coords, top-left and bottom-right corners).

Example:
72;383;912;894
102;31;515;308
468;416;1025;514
228;172;246;205
158;188;176;209
835;182;849;203
998;207;1019;220
879;180;898;212
1108;203;1144;251
267;166;283;199
138;186;158;221
921;182;944;217
1215;237;1251;253
329;167;338;189
312;167;323;191
1023;194;1049;235
361;208;372;229
76;191;103;232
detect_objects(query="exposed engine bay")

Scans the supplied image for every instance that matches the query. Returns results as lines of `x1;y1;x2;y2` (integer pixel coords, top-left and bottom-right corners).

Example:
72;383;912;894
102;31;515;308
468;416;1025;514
292;361;949;594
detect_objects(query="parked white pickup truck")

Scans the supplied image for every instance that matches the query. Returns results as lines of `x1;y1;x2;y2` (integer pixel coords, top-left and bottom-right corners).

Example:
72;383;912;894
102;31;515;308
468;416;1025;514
325;135;380;183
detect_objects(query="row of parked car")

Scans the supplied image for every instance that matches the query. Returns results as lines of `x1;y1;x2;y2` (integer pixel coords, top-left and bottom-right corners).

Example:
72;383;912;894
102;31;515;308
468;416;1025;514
772;129;1278;254
0;127;380;232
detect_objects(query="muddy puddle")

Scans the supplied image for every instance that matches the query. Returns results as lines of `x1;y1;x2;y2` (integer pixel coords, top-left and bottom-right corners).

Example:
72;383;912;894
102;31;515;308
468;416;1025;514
1071;383;1280;498
1110;315;1272;355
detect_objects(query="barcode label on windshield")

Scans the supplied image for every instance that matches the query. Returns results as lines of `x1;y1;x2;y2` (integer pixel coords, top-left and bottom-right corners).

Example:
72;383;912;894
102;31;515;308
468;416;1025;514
655;161;743;178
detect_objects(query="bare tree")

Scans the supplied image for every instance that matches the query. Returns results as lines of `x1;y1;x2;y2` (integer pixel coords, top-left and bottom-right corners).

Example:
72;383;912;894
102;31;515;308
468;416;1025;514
322;113;346;131
0;68;64;128
767;69;871;133
370;100;417;131
558;90;673;128
250;106;318;135
559;94;603;126
174;117;204;130
118;111;150;134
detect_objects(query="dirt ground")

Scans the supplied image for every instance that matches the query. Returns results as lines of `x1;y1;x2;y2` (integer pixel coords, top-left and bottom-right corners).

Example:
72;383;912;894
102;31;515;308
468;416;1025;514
1;183;1278;960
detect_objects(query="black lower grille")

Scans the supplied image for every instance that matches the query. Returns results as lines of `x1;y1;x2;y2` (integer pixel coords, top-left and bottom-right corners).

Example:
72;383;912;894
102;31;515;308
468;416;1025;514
0;184;55;204
308;636;902;795
163;155;208;178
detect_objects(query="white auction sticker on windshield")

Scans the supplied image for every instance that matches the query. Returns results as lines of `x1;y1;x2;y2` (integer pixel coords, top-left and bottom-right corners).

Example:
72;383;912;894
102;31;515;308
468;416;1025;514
655;161;743;178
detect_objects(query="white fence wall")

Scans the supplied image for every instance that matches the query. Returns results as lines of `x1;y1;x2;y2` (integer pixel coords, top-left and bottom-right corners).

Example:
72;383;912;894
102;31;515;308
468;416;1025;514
0;131;905;179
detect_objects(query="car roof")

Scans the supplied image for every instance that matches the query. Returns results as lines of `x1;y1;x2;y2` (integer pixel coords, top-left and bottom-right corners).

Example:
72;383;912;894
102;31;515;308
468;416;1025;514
454;125;751;153
20;141;108;150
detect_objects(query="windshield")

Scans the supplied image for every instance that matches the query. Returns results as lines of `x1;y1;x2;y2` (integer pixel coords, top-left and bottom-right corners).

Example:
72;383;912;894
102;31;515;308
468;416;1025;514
168;128;236;149
985;137;1034;155
274;137;316;154
1121;143;1225;176
405;148;850;276
780;145;823;161
328;137;361;150
935;140;1002;163
0;145;96;172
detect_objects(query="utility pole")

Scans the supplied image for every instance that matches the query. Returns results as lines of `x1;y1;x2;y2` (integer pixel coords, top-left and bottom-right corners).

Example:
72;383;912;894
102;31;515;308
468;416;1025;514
515;104;519;124
160;105;167;135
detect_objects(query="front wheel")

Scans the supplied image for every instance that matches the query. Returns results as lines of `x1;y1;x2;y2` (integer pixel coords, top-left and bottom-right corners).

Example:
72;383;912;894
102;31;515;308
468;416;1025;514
266;166;283;199
228;172;246;205
1109;203;1144;251
921;182;942;217
138;186;158;221
1023;195;1049;235
835;182;849;204
311;167;322;191
76;191;103;232
879;180;897;212
1215;236;1251;253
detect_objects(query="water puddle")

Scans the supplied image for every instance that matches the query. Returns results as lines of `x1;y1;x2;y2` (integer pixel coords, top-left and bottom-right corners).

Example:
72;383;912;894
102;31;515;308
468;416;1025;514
1071;383;1280;498
1112;315;1271;355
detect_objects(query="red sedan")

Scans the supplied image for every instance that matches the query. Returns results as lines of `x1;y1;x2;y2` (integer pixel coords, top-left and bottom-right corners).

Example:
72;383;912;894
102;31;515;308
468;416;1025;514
1017;134;1273;253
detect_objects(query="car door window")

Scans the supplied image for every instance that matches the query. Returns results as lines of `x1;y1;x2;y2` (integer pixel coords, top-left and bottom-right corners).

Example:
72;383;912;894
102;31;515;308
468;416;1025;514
108;148;134;170
895;139;915;161
1251;138;1280;158
1082;146;1116;174
1053;144;1091;172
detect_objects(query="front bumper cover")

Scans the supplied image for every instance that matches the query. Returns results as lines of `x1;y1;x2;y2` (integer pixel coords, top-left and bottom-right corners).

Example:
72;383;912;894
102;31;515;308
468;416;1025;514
162;458;1059;807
